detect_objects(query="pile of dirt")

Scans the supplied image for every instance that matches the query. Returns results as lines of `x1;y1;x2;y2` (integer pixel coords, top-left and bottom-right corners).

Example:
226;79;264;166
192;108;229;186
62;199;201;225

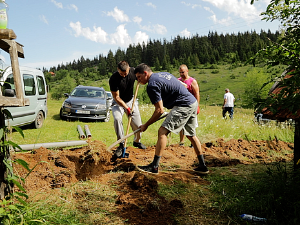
12;138;294;224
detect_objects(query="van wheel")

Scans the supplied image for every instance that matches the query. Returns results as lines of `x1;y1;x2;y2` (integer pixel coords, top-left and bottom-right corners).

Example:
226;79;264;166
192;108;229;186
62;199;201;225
34;111;44;129
103;110;110;122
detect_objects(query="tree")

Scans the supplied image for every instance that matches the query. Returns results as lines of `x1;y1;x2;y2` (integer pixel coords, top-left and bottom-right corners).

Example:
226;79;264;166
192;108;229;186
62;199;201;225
242;68;272;108
251;0;300;169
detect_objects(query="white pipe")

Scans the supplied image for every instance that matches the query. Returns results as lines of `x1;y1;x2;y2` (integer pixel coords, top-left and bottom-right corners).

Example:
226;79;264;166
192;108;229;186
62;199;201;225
18;140;88;151
84;125;92;138
77;125;86;139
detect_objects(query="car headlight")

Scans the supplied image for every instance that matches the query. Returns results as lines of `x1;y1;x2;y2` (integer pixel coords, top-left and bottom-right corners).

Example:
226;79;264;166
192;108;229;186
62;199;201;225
95;104;106;110
63;101;72;108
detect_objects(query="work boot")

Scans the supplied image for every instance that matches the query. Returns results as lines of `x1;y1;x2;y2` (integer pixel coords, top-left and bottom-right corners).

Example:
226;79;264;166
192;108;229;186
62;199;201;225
133;142;146;149
193;166;209;175
137;163;158;174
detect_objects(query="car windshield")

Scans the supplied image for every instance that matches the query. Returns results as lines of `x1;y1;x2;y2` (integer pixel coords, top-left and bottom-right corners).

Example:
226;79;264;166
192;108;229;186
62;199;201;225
71;88;105;98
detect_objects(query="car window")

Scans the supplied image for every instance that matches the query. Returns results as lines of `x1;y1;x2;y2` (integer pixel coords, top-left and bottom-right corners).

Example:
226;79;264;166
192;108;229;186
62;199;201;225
6;73;36;96
23;74;36;96
71;88;105;98
37;76;46;95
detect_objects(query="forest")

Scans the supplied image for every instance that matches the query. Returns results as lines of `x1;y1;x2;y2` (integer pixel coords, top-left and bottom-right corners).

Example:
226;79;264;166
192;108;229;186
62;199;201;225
44;30;280;74
42;29;282;105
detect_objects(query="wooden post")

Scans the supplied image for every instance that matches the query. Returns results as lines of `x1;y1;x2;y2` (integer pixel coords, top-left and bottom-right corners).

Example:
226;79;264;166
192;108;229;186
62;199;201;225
0;29;26;199
294;119;300;170
0;108;12;199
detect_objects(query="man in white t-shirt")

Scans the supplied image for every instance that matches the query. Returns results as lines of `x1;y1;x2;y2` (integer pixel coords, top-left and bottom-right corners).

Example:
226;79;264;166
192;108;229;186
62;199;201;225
222;88;235;120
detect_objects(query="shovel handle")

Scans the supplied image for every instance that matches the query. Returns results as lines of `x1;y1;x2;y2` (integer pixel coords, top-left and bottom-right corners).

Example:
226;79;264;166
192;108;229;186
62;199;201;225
124;83;140;148
107;112;169;152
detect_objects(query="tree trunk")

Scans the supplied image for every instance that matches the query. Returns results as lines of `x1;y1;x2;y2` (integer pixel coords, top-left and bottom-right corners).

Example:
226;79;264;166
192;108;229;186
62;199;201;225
0;108;12;200
294;119;300;170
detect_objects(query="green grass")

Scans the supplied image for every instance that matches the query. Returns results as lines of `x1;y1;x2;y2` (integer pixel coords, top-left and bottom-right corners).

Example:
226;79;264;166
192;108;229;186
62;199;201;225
3;62;297;224
8;96;294;147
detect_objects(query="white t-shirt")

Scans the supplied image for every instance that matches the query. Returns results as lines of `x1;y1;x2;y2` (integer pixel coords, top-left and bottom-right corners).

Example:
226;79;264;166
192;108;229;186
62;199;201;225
224;92;235;107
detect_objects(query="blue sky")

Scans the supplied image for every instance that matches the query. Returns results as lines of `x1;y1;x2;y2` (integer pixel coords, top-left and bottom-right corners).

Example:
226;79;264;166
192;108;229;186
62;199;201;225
0;0;280;70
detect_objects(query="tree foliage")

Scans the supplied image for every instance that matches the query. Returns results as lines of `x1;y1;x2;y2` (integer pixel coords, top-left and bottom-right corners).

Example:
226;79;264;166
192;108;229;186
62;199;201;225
250;0;300;169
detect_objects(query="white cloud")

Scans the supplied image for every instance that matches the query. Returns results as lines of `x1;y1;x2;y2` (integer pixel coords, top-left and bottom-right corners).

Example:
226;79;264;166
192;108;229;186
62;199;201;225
181;1;201;9
69;4;78;12
69;21;108;43
204;6;235;26
133;16;142;24
133;31;149;44
106;7;130;23
69;22;149;47
139;23;167;34
110;24;131;46
209;14;233;26
39;15;48;25
153;24;167;34
51;0;63;9
202;0;261;21
146;2;156;9
180;28;191;37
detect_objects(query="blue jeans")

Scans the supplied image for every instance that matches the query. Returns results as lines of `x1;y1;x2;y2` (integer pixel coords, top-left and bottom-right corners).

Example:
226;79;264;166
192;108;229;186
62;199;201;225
223;107;234;119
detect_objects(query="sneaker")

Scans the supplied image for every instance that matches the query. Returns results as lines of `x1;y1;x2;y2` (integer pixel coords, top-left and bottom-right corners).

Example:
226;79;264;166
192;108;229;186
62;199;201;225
133;142;146;149
190;144;193;148
179;142;184;146
137;164;158;174
193;166;209;174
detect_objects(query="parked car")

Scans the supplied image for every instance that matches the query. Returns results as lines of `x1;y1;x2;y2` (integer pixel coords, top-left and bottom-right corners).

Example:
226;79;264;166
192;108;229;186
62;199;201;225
106;91;113;108
0;66;48;129
60;85;110;122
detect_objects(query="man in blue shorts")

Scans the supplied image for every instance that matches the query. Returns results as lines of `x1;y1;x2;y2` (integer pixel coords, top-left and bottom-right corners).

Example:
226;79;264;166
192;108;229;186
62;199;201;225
134;63;209;175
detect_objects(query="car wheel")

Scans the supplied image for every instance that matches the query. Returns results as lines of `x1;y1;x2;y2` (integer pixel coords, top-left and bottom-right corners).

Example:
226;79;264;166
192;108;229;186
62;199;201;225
60;108;66;120
103;110;110;122
33;111;44;129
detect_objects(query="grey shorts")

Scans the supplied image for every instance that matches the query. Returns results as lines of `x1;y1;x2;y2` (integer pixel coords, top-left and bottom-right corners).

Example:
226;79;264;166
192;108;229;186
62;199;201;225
162;101;198;136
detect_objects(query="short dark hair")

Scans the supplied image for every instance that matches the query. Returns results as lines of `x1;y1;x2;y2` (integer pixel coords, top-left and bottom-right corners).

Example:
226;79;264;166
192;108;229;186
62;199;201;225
134;63;152;74
117;61;129;71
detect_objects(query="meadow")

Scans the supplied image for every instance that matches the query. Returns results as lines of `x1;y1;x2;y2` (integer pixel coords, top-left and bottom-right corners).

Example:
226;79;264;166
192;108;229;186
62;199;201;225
8;97;294;148
4;63;298;225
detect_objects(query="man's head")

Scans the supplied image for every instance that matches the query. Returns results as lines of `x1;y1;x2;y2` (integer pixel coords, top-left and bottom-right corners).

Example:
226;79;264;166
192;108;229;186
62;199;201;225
225;88;230;93
117;61;130;77
134;63;152;85
179;64;189;79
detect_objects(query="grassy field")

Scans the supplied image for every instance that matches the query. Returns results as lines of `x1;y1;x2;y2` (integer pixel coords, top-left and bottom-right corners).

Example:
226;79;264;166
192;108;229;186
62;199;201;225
3;63;297;224
8;97;294;148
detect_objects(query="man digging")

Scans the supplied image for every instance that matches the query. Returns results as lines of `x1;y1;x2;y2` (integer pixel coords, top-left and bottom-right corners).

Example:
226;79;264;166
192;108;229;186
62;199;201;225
134;63;209;175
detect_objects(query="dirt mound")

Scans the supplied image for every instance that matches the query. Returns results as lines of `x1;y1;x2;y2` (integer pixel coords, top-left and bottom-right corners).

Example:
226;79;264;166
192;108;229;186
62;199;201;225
12;138;294;224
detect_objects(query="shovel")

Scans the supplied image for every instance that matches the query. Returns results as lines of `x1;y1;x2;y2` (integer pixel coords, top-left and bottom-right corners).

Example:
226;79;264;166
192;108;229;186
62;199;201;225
107;112;169;152
122;82;140;157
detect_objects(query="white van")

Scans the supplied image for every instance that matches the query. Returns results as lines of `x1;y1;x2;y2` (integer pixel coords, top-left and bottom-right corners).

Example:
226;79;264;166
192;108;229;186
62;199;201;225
0;66;47;129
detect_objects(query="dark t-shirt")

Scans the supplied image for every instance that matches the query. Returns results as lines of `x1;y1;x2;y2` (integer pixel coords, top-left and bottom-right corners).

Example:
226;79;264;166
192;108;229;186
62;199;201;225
109;67;136;103
147;72;196;109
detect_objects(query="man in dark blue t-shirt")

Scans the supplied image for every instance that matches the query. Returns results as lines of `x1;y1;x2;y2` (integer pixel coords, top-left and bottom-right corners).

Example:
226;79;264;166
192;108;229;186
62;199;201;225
134;63;209;175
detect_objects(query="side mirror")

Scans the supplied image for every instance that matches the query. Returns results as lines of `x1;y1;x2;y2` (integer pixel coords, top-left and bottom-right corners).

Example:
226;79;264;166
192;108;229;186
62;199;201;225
4;89;15;97
64;93;69;97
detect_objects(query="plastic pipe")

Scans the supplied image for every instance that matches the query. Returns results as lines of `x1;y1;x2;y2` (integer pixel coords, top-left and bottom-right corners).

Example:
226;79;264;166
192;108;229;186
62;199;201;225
17;140;88;151
84;125;92;138
77;125;86;139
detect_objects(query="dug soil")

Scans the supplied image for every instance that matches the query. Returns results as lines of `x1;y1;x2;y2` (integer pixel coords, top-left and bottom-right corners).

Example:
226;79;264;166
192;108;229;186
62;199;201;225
12;138;294;224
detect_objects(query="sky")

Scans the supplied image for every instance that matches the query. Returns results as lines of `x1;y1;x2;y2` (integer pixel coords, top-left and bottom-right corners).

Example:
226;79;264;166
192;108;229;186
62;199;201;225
0;0;280;70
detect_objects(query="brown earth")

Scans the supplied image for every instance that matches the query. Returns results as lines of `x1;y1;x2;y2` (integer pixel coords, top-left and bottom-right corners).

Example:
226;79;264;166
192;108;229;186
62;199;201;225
12;138;294;224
